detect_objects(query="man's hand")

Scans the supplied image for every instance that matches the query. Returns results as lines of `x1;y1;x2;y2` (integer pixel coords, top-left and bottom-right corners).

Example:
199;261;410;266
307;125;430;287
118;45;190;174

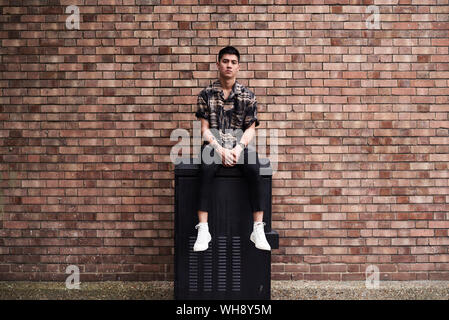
222;144;243;167
221;148;234;167
216;146;239;167
230;144;244;165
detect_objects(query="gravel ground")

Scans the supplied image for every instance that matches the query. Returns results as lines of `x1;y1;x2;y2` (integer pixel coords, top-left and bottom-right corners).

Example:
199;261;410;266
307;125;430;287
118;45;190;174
0;281;173;300
0;281;448;300
271;280;449;300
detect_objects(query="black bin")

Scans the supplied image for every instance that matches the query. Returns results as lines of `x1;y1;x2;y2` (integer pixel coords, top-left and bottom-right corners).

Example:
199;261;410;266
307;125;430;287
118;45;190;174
174;157;279;300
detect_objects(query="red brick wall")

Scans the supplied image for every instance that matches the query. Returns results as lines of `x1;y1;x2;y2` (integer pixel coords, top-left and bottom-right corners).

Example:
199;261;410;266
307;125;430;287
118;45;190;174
1;0;449;282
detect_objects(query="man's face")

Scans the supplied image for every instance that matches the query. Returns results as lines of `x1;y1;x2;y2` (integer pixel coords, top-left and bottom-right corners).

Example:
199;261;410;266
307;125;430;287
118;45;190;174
216;53;240;79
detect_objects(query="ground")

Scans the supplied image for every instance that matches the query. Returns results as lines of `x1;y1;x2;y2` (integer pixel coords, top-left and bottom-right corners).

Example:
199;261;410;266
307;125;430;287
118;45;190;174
0;281;448;300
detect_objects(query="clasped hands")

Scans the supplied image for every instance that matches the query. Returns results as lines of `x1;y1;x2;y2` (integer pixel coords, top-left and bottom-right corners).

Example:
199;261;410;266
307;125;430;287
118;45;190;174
217;144;244;167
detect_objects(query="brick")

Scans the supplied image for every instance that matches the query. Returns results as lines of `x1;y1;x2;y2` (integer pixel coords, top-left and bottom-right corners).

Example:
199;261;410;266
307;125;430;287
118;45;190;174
0;2;447;283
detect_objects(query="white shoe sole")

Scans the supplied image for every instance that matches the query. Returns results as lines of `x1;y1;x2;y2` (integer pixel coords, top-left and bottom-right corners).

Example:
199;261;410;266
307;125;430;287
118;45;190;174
193;234;211;252
250;233;271;251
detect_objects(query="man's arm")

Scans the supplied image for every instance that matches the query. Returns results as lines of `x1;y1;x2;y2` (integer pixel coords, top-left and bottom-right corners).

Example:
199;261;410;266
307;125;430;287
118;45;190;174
201;119;255;149
200;118;234;166
232;91;259;163
230;122;256;165
200;118;217;147
238;122;256;148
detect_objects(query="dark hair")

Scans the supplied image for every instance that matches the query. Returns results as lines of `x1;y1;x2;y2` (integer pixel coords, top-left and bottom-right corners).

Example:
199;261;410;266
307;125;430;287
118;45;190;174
218;46;240;63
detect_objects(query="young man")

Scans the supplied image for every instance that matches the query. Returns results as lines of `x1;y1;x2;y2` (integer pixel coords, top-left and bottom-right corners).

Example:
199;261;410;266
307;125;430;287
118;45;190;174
193;46;271;252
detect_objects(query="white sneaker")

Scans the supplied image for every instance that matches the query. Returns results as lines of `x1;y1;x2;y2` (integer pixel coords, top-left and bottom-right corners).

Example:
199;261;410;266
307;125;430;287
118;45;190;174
193;222;211;252
250;222;271;251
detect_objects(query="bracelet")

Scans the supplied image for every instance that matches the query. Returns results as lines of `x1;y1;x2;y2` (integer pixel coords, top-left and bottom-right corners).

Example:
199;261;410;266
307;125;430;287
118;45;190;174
238;142;245;149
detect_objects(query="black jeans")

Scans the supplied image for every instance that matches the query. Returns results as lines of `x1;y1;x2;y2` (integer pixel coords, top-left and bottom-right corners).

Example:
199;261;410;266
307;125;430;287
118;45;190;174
197;144;264;213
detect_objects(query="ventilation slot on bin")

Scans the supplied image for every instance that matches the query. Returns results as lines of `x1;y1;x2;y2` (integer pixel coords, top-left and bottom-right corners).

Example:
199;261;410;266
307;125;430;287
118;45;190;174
231;236;241;292
217;236;227;292
188;236;198;292
203;242;212;292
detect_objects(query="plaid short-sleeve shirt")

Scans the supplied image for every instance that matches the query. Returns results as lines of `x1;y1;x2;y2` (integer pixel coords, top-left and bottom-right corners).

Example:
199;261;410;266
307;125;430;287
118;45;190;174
195;80;259;149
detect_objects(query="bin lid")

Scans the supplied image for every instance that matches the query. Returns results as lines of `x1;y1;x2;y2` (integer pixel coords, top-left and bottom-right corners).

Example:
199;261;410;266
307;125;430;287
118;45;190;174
174;158;273;177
